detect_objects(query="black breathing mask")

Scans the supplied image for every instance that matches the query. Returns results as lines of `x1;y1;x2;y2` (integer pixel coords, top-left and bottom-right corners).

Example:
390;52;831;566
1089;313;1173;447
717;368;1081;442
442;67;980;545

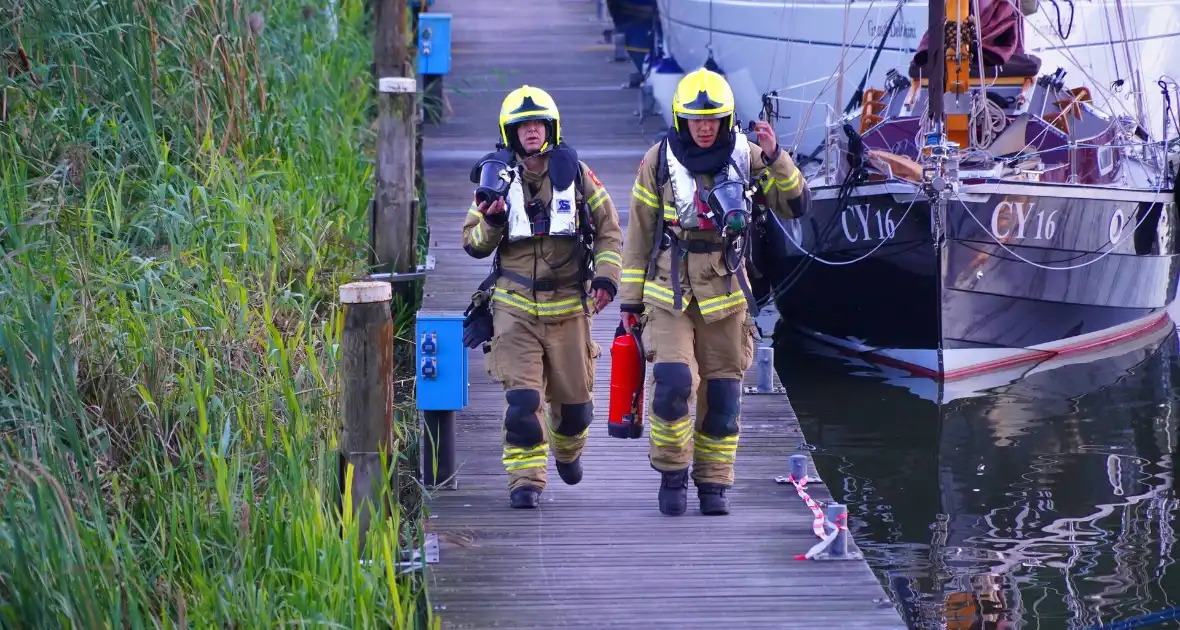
470;156;515;205
705;171;752;235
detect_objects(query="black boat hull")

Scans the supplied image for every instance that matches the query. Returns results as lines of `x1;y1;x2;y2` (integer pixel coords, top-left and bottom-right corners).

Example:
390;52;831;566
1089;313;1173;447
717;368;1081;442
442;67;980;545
752;180;1180;379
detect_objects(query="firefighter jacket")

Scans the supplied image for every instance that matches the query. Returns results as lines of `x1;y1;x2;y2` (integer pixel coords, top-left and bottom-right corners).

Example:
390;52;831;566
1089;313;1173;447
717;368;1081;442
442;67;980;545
619;138;807;323
462;155;624;323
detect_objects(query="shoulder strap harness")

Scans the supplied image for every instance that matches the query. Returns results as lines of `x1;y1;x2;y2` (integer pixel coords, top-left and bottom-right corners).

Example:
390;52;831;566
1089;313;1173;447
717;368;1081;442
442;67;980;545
477;162;596;314
644;137;759;315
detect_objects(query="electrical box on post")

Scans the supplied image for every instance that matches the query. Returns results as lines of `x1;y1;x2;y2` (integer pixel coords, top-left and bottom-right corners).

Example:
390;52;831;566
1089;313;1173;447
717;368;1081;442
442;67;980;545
415;311;467;411
417;13;452;76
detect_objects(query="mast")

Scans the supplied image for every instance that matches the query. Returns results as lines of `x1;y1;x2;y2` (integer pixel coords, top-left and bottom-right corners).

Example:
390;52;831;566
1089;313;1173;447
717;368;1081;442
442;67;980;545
926;0;972;148
926;0;945;127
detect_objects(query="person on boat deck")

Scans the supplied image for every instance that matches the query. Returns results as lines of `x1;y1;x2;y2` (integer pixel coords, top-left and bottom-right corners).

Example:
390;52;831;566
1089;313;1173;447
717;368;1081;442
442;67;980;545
462;85;624;509
619;67;809;516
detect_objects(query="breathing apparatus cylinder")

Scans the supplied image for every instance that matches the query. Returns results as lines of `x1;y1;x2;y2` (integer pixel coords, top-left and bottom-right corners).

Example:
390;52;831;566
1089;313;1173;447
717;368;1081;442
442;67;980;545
470;155;515;205
607;323;645;439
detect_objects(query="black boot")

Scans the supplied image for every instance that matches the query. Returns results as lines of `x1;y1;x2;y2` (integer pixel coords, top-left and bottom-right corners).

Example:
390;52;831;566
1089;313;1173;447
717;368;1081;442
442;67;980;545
509;485;541;509
658;469;689;516
556;457;583;485
696;483;730;515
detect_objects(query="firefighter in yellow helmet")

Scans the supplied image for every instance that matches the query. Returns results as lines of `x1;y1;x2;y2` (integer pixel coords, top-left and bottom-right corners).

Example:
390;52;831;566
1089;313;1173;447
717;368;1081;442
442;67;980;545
618;67;810;516
460;85;624;509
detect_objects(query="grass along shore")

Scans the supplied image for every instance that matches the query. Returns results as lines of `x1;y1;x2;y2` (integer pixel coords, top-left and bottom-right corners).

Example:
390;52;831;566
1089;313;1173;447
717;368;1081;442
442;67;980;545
1;0;433;626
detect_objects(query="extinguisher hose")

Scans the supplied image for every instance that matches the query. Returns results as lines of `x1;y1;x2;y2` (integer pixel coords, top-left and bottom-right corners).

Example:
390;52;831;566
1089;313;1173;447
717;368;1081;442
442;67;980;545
629;324;646;415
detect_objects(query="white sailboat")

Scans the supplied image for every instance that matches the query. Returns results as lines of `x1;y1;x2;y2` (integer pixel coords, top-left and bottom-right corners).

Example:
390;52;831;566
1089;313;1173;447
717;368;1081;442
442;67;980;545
651;0;1180;156
646;0;1180;381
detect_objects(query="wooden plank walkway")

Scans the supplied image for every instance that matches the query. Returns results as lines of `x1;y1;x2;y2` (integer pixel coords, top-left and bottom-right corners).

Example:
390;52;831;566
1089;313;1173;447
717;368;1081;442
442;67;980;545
418;1;908;628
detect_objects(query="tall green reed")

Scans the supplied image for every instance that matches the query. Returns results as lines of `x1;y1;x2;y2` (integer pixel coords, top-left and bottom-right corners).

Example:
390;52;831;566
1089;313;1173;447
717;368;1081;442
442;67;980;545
0;0;432;626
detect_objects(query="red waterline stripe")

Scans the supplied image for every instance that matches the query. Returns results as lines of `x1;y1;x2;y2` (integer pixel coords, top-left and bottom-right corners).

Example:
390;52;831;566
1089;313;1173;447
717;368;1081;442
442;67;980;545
824;311;1171;381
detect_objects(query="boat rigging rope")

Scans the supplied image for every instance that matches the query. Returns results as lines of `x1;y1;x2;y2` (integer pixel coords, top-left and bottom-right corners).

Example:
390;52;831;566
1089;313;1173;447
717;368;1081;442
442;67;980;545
953;186;1166;272
968;0;1006;148
969;92;1008;147
843;0;907;116
775;183;920;268
707;0;714;53
1045;0;1075;39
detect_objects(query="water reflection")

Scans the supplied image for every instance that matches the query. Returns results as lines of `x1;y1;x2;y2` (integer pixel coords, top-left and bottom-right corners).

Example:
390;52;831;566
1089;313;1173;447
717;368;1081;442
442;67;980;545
772;311;1180;630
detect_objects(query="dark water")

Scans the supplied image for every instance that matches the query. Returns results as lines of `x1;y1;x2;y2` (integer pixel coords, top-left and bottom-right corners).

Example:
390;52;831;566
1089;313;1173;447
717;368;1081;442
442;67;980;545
772;315;1180;630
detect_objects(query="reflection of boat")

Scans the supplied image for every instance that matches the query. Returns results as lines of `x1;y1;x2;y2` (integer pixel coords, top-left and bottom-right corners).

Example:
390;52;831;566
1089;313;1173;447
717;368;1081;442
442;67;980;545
774;315;1180;628
765;301;1180;403
651;0;1180;154
740;0;1180;381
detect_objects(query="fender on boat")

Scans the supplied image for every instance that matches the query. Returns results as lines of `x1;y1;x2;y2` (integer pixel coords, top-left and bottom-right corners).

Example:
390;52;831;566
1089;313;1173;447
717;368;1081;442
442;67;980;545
647;55;685;128
606;0;657;74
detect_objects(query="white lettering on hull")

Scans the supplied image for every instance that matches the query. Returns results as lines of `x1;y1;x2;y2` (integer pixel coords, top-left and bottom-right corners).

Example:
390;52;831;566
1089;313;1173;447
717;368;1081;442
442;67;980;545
989;201;1059;241
840;205;897;243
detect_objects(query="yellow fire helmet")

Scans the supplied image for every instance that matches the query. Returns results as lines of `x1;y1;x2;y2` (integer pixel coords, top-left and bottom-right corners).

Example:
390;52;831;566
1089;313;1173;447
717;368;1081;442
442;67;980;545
499;85;561;153
671;67;735;132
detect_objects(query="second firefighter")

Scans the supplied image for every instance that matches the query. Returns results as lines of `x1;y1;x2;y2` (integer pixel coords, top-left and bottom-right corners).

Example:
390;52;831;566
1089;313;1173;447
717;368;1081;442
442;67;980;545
619;67;810;516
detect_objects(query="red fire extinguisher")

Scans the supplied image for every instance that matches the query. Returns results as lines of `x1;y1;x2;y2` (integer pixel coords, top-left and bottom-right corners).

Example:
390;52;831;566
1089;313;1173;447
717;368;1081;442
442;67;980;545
608;321;646;439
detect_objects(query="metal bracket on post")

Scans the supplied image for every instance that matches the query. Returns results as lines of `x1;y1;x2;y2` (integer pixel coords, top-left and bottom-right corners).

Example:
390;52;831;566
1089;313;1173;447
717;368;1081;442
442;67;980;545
744;346;784;394
367;193;433;284
359;532;440;574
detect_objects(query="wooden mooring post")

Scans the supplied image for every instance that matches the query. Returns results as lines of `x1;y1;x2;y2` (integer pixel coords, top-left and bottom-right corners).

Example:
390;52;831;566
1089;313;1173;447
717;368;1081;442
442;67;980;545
338;281;395;553
371;0;419;302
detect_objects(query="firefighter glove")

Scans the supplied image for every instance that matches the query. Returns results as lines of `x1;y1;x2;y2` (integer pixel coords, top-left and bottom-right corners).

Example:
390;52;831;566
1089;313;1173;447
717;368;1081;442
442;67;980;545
462;293;495;349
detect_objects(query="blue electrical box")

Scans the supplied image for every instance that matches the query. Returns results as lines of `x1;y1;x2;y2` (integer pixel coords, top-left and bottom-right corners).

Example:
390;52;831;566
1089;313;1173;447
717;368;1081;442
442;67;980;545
415;310;468;411
417;13;452;76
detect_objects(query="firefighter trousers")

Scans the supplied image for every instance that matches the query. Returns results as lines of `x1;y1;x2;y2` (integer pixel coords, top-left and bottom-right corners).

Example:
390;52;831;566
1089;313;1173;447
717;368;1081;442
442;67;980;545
484;308;601;492
639;300;756;486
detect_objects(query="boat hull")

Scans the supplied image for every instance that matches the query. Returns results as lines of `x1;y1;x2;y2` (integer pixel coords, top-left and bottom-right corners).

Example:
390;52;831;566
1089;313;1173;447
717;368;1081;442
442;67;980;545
755;181;1180;379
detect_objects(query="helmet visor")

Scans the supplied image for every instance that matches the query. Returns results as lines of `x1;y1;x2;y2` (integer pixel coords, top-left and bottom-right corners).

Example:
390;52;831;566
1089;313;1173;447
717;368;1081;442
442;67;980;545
675;88;732;118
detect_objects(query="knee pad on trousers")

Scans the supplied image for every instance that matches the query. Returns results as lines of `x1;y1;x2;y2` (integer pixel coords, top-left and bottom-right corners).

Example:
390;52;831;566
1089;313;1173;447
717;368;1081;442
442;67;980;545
652;362;692;420
701;378;741;436
504;389;543;446
555;402;593;436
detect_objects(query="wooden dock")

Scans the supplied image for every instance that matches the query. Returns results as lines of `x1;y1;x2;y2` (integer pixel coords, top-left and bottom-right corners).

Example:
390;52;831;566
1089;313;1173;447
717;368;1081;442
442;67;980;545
418;1;907;628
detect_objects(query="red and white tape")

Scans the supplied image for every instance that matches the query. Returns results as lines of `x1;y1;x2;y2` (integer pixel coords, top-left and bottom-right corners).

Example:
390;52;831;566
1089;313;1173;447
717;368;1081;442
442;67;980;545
781;473;849;560
783;474;826;539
